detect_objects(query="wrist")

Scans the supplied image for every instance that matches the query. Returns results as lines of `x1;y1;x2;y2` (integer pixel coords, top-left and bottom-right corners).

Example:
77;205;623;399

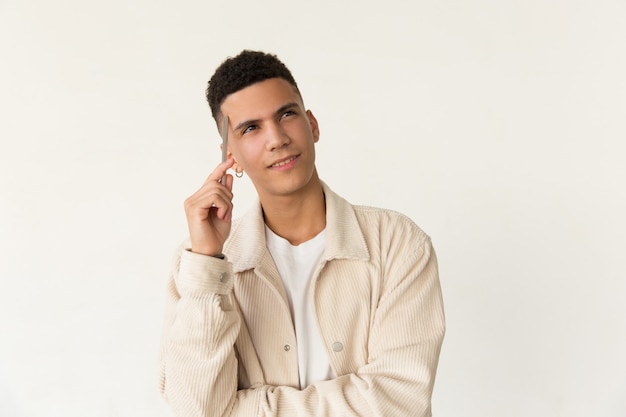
186;248;225;259
189;245;224;258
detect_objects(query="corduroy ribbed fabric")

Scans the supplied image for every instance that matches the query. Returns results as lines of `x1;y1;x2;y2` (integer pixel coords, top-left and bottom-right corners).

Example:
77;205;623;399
159;182;445;416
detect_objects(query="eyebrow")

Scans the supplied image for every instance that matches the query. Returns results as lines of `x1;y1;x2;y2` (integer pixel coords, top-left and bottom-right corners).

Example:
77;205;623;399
233;102;300;132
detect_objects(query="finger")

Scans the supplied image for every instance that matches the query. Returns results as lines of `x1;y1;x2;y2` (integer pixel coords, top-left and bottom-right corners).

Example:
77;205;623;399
186;182;232;207
213;198;233;222
197;187;233;212
205;191;233;221
203;158;235;186
207;174;234;221
184;183;232;217
204;173;234;205
223;172;234;192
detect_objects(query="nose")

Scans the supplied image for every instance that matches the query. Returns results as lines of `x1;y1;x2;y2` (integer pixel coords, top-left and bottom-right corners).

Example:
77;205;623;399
265;121;290;151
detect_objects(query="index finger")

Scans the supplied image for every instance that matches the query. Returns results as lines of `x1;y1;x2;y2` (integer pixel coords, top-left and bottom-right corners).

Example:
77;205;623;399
203;158;235;187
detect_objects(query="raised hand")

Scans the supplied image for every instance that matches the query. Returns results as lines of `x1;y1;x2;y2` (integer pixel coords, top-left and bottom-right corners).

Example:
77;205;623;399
184;158;236;256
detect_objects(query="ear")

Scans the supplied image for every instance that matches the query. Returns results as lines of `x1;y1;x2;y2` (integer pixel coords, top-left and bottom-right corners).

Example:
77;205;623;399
218;143;233;159
225;148;243;173
307;110;320;143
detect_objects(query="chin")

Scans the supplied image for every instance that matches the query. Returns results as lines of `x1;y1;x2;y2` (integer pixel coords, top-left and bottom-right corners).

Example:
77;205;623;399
269;173;316;196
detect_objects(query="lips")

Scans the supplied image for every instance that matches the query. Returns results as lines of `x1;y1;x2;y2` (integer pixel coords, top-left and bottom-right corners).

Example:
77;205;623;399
269;155;298;168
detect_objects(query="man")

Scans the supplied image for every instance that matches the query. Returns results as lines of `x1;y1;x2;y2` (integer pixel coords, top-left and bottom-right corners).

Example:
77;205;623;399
159;50;445;416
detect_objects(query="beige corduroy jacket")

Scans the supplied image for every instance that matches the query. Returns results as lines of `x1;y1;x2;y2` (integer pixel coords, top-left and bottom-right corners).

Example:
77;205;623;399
159;183;445;417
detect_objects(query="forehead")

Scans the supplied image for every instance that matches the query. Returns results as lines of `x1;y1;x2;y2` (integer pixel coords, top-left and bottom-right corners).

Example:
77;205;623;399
220;78;303;119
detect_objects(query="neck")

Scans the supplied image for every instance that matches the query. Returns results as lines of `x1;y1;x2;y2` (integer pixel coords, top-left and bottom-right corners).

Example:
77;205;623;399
260;173;326;246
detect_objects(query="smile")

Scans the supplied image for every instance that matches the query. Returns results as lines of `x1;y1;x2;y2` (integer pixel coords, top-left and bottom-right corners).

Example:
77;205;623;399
270;155;298;168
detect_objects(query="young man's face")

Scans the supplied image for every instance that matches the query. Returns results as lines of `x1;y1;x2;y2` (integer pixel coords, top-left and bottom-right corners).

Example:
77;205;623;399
221;77;320;200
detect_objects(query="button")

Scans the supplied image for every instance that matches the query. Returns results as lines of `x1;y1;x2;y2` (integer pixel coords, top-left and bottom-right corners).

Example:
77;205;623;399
332;342;343;352
219;272;228;283
283;344;291;352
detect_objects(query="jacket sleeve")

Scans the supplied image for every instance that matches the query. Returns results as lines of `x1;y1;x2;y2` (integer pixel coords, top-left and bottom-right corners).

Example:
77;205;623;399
160;235;445;417
158;247;241;416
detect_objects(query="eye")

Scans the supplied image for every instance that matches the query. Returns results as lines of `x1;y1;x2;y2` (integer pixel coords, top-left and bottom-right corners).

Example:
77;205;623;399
280;110;296;119
242;124;258;135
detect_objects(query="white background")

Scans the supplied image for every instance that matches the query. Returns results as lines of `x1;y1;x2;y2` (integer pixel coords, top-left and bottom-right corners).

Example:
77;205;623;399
1;1;625;416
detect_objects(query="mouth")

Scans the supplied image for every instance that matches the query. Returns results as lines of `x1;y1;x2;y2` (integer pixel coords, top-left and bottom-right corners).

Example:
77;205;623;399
269;155;299;168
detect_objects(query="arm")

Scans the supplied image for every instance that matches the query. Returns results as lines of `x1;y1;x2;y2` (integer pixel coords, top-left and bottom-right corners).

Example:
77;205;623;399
160;235;444;416
229;236;445;416
159;155;245;416
160;195;444;416
159;248;241;416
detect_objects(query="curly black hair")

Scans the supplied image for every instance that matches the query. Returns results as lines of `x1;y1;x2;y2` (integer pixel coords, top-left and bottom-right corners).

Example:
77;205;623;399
206;50;301;121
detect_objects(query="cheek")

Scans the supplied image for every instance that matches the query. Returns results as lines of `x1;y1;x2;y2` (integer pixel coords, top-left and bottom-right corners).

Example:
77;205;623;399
231;144;260;169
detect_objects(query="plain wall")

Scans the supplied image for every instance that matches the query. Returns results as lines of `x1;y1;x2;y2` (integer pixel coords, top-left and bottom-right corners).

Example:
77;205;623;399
1;1;624;416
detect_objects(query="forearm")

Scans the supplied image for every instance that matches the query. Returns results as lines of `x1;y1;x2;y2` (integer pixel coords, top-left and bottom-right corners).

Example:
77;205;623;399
232;241;444;417
159;235;445;417
231;346;441;417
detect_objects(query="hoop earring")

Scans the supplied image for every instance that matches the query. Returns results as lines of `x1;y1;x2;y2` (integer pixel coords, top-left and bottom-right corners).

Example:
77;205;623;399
235;170;244;178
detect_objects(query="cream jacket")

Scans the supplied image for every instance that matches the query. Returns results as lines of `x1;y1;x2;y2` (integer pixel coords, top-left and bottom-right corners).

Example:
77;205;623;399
159;183;445;416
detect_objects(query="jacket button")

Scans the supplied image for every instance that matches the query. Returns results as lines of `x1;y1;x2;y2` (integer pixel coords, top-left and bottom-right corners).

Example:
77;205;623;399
332;342;343;352
219;272;228;283
283;344;291;352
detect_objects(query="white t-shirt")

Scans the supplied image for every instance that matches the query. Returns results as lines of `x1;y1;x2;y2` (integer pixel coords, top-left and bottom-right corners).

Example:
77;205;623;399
265;225;334;389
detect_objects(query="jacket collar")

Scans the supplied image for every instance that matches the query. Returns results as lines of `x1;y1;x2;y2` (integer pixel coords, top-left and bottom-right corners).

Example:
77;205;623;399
224;182;370;273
